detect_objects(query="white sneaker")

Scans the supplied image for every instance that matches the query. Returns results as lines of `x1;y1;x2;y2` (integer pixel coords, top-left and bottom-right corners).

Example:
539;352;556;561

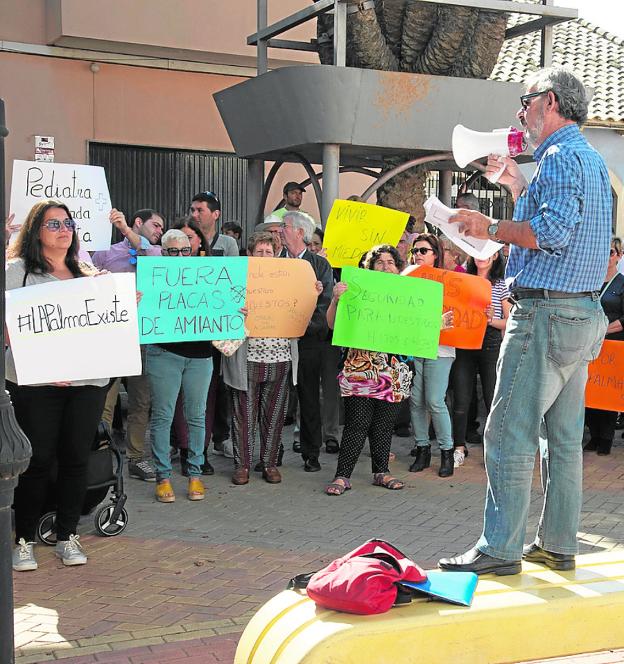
453;449;465;468
214;439;234;459
55;534;87;566
222;439;234;459
12;538;37;572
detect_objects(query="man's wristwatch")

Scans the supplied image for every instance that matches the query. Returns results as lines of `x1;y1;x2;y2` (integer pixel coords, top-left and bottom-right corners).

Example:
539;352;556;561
487;220;500;241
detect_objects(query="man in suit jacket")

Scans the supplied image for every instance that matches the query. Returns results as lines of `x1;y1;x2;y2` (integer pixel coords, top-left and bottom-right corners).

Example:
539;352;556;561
280;211;333;471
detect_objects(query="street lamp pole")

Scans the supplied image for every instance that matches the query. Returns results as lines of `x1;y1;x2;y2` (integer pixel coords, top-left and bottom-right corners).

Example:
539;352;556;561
0;98;32;664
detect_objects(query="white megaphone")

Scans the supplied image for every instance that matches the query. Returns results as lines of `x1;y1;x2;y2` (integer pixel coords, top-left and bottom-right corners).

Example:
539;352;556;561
452;124;526;183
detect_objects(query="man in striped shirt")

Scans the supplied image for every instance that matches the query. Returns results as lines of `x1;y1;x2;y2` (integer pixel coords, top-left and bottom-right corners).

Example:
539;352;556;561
439;67;611;576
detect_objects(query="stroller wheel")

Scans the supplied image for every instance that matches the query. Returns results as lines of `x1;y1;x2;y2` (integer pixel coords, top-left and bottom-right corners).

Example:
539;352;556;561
37;511;58;545
94;504;128;537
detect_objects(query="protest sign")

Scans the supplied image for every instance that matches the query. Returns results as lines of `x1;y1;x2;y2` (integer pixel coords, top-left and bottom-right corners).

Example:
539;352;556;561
9;160;112;250
5;273;140;385
136;256;248;343
585;340;624;411
404;265;491;349
246;258;318;337
424;196;503;260
332;266;442;359
323;200;408;268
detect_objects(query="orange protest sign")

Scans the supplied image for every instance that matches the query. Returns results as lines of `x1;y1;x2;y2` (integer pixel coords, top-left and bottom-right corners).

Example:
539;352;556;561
585;339;624;411
246;257;318;338
403;265;490;349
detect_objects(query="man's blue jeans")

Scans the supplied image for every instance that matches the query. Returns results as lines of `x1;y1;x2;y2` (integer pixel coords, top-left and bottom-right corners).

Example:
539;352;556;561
410;356;454;451
476;294;607;560
145;346;213;480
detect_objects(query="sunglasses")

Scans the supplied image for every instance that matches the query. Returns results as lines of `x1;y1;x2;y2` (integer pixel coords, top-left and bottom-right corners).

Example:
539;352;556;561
42;218;76;232
520;89;551;111
165;247;192;256
410;247;435;256
203;191;220;203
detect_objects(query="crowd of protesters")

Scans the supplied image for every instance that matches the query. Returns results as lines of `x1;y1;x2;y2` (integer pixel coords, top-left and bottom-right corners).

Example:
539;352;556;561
7;176;620;572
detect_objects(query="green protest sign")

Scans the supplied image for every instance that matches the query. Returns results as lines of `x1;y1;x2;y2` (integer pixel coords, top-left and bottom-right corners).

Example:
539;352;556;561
332;266;443;359
136;256;248;343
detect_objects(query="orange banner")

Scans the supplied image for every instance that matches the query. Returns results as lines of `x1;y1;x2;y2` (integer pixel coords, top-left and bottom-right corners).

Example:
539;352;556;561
585;339;624;411
245;257;318;338
403;265;491;349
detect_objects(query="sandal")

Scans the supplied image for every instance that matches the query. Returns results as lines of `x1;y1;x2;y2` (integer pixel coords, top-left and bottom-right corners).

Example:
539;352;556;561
372;473;404;490
325;477;351;496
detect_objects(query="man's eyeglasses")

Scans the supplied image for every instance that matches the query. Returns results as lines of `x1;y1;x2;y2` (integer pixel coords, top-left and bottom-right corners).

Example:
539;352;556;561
410;247;435;256
520;90;551;111
42;218;76;232
165;247;192;256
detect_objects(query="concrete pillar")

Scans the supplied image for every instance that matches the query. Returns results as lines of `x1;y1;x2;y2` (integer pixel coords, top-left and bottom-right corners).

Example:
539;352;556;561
321;144;340;227
438;169;453;207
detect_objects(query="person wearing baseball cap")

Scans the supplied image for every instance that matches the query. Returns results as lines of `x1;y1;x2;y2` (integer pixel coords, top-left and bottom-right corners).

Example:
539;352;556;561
272;182;306;220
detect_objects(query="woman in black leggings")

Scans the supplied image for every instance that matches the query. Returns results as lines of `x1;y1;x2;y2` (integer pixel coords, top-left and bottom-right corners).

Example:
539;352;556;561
9;200;109;571
450;251;510;467
324;245;413;495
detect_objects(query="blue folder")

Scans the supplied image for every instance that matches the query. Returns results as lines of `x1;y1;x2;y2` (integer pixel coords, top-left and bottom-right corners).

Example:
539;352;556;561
401;571;478;607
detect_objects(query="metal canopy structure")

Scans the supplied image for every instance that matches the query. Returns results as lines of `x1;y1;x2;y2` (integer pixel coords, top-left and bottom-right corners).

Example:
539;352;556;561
215;65;524;169
214;0;578;227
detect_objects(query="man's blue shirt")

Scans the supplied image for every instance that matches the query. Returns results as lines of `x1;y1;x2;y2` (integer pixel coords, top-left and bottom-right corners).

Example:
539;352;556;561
506;124;612;292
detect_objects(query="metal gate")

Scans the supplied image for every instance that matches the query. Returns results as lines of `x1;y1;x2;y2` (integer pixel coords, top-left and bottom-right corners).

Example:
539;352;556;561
89;143;247;230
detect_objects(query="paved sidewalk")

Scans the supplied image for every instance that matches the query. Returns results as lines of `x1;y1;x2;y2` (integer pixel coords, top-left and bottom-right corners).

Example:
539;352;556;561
13;429;624;663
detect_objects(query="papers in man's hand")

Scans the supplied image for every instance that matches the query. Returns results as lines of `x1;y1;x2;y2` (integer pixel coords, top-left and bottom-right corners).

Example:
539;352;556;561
423;196;503;260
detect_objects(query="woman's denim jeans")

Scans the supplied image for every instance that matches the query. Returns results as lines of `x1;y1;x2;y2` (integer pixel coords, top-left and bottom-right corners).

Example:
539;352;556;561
409;356;454;451
146;345;213;480
476;295;607;560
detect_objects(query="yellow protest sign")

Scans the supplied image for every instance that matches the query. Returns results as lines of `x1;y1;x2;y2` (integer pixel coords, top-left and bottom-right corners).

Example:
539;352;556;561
323;200;409;267
246;257;318;337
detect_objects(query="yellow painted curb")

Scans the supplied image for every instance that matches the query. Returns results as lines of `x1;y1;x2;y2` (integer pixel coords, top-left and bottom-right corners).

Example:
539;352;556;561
235;551;624;664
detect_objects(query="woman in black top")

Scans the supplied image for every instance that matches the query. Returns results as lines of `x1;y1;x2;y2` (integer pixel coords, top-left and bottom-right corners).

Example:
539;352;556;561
146;229;214;501
585;238;624;455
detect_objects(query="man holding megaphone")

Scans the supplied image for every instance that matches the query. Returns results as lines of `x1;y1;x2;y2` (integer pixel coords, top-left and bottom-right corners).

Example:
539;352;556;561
439;67;612;576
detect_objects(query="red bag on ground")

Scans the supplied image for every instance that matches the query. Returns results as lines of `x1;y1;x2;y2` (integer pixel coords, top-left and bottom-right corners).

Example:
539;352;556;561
305;539;427;615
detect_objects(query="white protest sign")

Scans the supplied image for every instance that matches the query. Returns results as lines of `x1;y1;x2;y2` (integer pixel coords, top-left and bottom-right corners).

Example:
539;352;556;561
424;196;503;260
10;160;112;250
6;273;140;385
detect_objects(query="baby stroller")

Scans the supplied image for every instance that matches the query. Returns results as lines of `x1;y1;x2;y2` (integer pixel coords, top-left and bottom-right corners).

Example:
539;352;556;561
37;422;128;544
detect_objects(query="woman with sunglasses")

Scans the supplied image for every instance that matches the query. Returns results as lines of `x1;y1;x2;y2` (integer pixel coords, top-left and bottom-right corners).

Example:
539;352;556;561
407;233;456;478
8;200;109;571
145;229;213;503
584;238;624;456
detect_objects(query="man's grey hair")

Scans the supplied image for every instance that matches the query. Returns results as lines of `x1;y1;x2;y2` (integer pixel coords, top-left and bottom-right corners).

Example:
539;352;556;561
161;228;189;248
283;210;316;244
525;67;589;125
456;192;480;211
